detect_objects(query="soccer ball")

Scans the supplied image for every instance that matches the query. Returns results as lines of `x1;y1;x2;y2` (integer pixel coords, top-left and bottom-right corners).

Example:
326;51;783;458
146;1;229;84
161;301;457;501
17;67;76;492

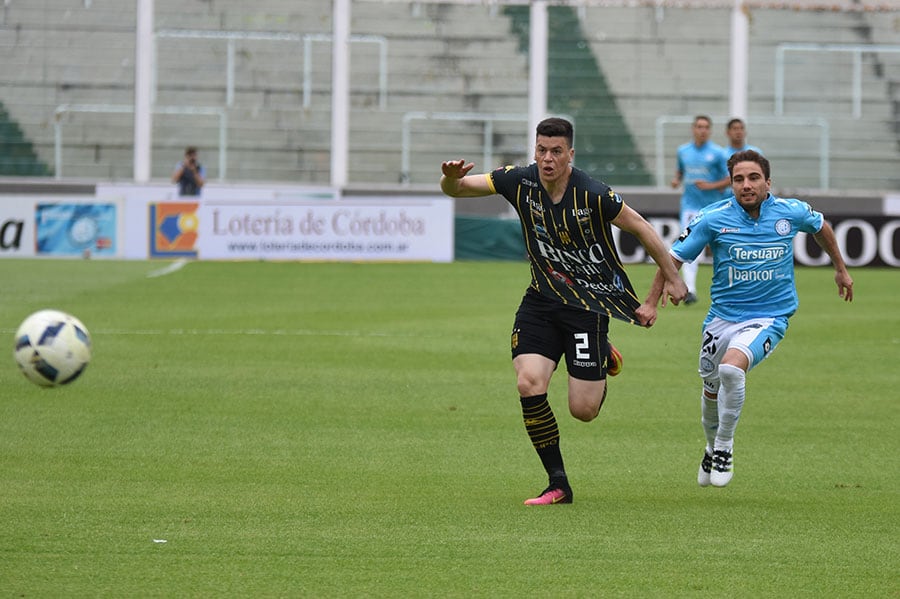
13;309;92;387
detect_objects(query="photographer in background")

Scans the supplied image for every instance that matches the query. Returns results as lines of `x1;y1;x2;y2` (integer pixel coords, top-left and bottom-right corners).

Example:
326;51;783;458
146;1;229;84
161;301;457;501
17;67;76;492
171;146;206;196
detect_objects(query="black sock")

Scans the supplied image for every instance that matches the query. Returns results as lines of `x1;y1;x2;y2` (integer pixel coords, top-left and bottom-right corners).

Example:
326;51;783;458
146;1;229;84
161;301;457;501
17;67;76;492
520;394;567;485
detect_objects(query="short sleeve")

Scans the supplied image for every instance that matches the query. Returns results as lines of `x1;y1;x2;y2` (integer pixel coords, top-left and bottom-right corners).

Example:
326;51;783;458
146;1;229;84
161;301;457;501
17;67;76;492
599;187;625;222
796;201;824;234
488;165;519;198
671;212;711;263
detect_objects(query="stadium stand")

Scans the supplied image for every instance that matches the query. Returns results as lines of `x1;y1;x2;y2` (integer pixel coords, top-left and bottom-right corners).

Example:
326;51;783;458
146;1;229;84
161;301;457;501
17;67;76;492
0;0;896;191
0;100;51;176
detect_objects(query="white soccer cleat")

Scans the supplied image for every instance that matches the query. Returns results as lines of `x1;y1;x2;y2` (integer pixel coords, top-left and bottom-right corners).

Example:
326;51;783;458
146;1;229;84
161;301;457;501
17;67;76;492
698;450;713;487
710;449;734;487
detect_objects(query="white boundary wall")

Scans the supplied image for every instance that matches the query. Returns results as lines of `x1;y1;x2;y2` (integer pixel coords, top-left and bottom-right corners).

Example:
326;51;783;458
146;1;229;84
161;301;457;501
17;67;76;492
0;185;455;263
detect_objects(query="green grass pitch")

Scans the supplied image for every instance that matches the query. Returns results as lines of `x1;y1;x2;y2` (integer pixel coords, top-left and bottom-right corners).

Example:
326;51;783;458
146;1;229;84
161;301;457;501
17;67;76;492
1;259;897;596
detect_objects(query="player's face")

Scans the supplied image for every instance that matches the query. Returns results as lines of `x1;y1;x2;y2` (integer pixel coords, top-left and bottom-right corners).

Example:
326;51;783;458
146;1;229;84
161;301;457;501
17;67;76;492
534;135;573;186
692;119;711;144
731;160;770;217
727;122;746;145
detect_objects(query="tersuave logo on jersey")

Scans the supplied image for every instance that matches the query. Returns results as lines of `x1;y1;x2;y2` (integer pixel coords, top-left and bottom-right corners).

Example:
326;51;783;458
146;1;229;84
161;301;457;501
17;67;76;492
728;243;788;263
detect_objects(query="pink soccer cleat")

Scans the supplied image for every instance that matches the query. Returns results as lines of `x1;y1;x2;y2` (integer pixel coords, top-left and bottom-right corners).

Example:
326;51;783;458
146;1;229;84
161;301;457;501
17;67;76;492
524;485;573;506
607;343;624;377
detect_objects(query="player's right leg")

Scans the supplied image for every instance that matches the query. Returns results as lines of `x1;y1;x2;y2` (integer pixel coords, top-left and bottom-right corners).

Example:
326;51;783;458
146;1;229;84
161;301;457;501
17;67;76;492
512;294;571;505
524;483;573;505
516;354;573;506
698;318;727;487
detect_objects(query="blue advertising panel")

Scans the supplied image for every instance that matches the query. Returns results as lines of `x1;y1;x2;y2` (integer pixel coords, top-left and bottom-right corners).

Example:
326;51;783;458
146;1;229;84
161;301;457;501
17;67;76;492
36;203;117;257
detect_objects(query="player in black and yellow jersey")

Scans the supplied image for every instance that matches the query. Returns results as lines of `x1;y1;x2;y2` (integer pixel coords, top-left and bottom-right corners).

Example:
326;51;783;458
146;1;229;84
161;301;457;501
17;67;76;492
441;117;686;505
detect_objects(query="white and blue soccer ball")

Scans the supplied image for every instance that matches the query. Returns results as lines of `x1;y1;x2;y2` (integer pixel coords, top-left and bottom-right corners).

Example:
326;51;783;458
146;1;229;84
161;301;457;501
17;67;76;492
14;309;92;387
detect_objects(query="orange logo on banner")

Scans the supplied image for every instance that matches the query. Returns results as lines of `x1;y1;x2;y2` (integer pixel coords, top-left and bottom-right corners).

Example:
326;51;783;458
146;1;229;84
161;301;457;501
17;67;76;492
149;202;198;258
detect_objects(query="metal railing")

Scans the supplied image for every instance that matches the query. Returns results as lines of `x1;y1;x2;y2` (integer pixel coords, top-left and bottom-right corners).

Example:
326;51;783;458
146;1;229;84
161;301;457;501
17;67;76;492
155;29;388;109
655;115;830;189
401;112;527;183
774;43;900;119
54;104;228;180
400;111;577;183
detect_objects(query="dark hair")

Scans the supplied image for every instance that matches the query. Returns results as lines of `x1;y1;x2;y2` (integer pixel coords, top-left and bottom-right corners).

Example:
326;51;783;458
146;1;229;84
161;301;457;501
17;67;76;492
536;117;574;147
693;115;712;127
185;146;198;155
728;149;770;180
726;118;745;129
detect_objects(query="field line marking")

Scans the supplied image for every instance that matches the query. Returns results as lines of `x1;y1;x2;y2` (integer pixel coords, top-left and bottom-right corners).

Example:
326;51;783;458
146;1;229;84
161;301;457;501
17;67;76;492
147;259;188;278
97;328;423;338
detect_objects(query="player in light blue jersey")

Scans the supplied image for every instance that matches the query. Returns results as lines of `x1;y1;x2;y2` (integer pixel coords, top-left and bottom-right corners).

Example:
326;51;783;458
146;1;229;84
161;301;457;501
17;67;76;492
638;150;853;487
723;118;762;160
722;119;762;200
671;116;730;304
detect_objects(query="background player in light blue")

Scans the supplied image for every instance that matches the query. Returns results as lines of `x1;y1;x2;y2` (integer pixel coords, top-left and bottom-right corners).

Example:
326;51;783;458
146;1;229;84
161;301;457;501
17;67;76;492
723;118;762;159
722;119;762;201
670;115;730;304
639;150;853;487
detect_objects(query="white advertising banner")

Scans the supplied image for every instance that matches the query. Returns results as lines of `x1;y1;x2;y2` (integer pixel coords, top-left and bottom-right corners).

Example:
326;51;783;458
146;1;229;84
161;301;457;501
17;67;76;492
197;198;454;262
95;183;454;262
0;197;38;258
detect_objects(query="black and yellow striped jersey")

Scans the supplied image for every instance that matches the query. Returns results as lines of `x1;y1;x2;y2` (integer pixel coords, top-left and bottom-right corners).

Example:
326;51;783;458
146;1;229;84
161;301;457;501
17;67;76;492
488;163;643;325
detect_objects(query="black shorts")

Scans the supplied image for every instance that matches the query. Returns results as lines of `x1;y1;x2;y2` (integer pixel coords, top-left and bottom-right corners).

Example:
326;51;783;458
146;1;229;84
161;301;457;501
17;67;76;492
511;290;611;381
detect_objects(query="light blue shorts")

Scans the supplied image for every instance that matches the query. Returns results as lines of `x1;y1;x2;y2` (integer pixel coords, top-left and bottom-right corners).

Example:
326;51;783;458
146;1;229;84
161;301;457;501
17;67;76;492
698;316;788;391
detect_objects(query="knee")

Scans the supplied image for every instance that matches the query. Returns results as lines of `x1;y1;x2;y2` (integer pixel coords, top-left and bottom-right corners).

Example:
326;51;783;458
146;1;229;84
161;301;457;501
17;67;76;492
516;371;546;398
568;384;606;422
718;363;745;387
570;402;599;423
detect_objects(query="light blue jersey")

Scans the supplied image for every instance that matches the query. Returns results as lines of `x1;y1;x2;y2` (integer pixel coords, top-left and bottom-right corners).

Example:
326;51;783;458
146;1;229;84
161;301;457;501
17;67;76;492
671;194;824;323
676;141;728;213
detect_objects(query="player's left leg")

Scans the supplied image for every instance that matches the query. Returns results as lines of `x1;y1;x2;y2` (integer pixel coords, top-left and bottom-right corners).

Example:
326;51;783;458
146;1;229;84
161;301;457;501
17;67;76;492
607;342;624;377
710;317;788;487
567;377;608;422
560;309;612;421
710;351;748;487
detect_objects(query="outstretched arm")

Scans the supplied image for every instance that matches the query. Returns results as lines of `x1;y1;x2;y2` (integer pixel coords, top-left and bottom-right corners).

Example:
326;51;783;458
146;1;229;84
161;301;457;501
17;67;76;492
813;221;853;302
612;205;688;325
644;256;686;304
440;160;494;198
